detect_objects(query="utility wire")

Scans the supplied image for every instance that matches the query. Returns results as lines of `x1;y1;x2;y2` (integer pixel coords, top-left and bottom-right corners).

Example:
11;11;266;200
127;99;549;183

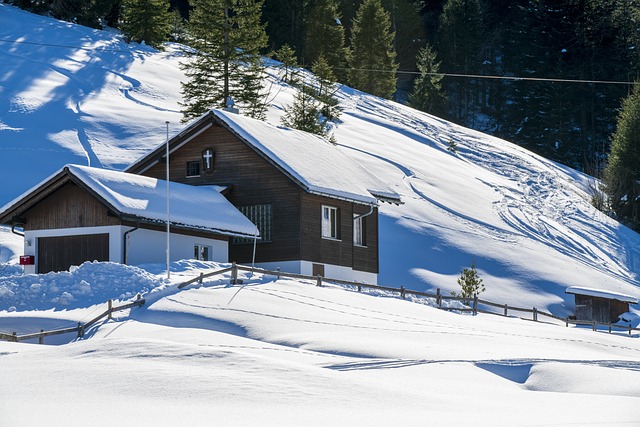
1;37;636;86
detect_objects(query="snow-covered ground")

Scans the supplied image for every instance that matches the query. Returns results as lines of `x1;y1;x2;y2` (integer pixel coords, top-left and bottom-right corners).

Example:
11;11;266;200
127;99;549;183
1;5;640;425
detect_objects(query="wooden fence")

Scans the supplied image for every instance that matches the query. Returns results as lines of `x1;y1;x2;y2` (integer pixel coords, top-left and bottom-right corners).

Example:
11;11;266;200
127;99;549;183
0;295;145;344
178;262;640;337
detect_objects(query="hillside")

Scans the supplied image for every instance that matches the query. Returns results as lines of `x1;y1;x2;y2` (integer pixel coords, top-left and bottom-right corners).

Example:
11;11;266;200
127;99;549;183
1;3;639;315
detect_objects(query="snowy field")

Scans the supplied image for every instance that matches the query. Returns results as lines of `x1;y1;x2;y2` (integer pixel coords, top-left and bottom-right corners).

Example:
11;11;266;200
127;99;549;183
1;261;640;426
1;5;640;425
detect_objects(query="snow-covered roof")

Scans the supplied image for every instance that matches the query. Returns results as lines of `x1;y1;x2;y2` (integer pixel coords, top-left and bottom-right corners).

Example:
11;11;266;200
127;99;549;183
0;165;259;238
213;109;401;205
565;286;638;304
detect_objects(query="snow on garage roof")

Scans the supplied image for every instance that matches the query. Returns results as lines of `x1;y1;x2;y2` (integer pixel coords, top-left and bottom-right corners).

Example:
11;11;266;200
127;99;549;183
0;165;259;238
565;286;638;304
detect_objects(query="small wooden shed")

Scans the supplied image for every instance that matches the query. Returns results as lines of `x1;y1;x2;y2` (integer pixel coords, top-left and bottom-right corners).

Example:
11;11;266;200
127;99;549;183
565;286;638;324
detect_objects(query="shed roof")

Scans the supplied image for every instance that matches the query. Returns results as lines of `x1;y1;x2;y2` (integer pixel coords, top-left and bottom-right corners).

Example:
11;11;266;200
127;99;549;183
127;109;402;206
0;165;259;238
565;286;638;304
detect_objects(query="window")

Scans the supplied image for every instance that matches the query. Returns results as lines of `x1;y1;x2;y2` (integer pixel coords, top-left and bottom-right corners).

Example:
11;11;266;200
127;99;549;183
353;214;366;246
186;161;201;177
232;204;272;244
194;244;211;261
322;205;339;239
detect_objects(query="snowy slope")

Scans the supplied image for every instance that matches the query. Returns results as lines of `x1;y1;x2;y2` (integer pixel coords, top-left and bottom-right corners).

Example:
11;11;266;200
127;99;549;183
1;265;640;426
1;3;639;315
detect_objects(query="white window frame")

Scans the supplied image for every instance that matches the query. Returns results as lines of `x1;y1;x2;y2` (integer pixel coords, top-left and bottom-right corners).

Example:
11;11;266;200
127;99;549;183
322;205;339;240
194;244;211;261
353;214;366;247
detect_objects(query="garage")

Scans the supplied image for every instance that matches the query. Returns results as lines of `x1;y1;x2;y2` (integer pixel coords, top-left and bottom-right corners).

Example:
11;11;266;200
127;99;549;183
37;233;109;274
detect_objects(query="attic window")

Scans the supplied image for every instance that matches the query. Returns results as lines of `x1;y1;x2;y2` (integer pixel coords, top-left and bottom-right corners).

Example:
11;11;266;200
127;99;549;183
186;161;201;178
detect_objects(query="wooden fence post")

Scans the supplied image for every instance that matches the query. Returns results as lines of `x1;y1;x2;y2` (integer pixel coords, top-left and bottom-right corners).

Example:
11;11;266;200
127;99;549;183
357;285;362;292
608;323;612;334
630;324;633;336
533;307;537;322
400;286;406;299
504;304;508;317
592;321;597;331
231;262;242;285
276;267;280;280
198;272;203;285
473;295;478;315
77;322;84;338
436;288;441;307
12;332;16;342
316;275;322;287
39;330;44;345
108;299;113;320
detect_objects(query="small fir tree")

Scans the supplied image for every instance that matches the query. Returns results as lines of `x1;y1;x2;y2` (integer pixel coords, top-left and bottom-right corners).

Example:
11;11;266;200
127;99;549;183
275;43;299;84
409;44;447;115
120;0;172;48
457;260;485;298
281;85;325;137
347;0;398;99
311;54;341;122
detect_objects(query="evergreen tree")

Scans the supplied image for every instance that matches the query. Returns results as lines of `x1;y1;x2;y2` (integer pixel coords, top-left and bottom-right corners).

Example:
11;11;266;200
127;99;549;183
120;0;171;48
457;260;485;298
409;44;446;115
281;85;325;136
180;0;268;121
347;0;398;99
604;84;640;230
275;43;299;84
304;0;347;77
312;54;340;122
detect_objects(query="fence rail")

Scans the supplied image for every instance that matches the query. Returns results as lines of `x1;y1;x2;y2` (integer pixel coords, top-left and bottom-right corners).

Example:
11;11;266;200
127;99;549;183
177;263;640;337
0;295;145;344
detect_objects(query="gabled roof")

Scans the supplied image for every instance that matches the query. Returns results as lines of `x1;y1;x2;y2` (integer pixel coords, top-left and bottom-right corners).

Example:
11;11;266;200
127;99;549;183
565;286;638;304
0;165;259;238
126;109;402;206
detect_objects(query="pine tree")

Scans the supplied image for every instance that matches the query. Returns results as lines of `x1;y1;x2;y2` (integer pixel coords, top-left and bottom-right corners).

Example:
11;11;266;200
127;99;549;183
347;0;398;99
304;0;347;78
457;260;485;298
312;54;340;122
275;43;298;84
409;44;446;115
281;85;325;136
604;84;640;230
120;0;171;48
180;0;268;121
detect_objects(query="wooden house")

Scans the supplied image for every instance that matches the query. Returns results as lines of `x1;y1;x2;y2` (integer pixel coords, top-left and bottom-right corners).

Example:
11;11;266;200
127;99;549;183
126;109;401;284
565;286;638;324
0;165;258;274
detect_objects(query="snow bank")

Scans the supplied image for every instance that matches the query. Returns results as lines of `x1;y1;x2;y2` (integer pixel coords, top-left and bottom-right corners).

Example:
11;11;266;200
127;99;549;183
0;261;159;311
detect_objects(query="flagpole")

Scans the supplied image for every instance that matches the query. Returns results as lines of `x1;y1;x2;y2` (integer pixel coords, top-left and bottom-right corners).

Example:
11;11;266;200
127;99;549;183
166;121;170;279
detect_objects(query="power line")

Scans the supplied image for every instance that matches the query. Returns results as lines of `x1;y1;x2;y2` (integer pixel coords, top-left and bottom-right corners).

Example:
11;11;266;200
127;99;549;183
335;67;637;86
2;37;636;86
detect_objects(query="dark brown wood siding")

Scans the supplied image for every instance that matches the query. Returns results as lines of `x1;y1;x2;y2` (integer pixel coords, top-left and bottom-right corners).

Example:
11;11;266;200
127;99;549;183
37;233;109;273
300;193;378;274
140;124;302;264
22;182;119;231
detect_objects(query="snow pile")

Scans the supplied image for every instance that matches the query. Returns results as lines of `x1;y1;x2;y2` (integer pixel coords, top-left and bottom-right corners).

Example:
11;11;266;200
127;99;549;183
0;261;159;311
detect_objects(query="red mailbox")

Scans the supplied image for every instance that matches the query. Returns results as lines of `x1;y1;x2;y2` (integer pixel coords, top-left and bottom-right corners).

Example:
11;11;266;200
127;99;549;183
19;255;34;265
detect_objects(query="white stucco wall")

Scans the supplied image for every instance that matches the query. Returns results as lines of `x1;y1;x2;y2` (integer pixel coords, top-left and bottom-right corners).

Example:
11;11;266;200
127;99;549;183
125;227;228;266
21;226;229;273
254;260;378;285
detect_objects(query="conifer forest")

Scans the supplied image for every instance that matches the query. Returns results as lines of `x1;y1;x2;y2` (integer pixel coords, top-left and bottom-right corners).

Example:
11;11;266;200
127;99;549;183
6;0;640;175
